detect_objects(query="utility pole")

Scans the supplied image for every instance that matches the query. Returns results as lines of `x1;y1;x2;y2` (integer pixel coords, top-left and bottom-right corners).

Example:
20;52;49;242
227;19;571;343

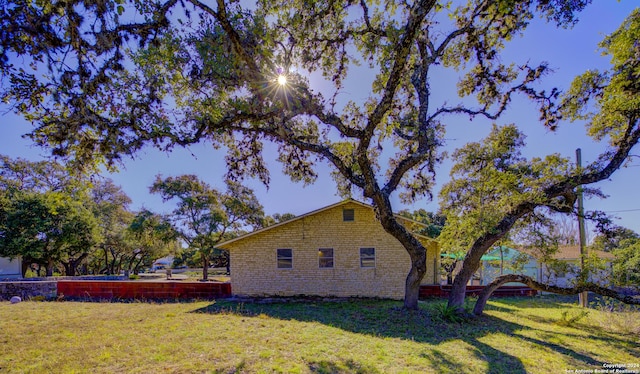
576;148;588;307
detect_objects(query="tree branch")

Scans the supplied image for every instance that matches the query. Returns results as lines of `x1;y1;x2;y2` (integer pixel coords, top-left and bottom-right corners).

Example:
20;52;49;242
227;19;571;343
473;274;640;316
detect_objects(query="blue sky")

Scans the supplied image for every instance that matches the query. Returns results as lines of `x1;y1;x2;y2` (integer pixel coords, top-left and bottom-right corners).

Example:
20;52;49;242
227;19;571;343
1;2;639;237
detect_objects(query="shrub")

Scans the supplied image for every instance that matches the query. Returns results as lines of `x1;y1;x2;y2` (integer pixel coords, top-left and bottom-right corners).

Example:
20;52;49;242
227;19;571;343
434;303;467;323
555;310;589;327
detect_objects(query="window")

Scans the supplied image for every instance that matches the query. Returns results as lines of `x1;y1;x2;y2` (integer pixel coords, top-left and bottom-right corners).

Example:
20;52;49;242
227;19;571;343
277;248;293;269
318;248;334;268
343;209;355;221
360;248;375;268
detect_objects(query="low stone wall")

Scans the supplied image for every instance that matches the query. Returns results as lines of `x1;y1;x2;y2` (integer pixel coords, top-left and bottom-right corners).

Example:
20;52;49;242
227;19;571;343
0;281;58;300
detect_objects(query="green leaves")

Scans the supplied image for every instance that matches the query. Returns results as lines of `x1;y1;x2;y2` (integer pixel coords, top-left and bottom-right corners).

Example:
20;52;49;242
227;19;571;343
150;174;264;278
439;124;573;252
149;174;265;279
560;10;640;145
0;191;99;269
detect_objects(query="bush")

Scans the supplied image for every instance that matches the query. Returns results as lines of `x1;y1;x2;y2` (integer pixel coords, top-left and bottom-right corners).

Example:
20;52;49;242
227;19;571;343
555;310;589;327
433;303;467;323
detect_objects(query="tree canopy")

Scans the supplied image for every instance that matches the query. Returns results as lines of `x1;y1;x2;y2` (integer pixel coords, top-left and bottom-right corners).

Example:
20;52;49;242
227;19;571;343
1;0;638;308
150;174;263;280
0;155;177;276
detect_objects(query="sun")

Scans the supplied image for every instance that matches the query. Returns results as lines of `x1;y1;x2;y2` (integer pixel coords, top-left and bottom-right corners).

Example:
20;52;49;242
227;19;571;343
277;74;288;86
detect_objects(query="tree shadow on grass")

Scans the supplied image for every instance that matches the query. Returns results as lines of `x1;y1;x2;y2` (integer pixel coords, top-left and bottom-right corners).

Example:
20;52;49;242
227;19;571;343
192;298;620;373
513;314;639;359
307;358;380;374
516;334;604;367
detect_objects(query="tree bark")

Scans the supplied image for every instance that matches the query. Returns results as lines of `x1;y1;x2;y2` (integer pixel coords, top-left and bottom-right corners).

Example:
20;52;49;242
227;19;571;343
473;274;640;316
448;205;534;312
46;259;54;277
447;242;491;312
202;253;209;281
367;193;428;309
404;249;427;309
64;253;88;276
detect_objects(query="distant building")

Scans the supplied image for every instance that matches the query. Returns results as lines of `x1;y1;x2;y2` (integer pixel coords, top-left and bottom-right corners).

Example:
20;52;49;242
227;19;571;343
529;245;615;287
469;245;615;287
0;257;22;279
151;256;174;271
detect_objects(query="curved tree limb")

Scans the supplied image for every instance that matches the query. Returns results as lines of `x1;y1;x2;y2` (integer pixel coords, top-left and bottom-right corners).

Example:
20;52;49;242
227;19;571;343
473;274;640;316
449;117;640;311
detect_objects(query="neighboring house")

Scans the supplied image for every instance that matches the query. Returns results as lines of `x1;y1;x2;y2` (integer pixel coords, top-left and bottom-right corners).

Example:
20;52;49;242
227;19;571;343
0;257;22;279
473;245;615;288
151;256;174;271
217;200;440;300
530;245;615;287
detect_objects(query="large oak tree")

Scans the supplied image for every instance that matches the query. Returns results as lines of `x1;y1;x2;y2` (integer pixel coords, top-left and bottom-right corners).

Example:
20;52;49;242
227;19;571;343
1;0;638;309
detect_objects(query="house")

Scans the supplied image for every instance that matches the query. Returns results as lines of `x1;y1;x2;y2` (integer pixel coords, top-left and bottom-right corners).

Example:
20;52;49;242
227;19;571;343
151;256;175;272
529;245;615;287
216;200;440;300
0;257;22;279
470;245;615;288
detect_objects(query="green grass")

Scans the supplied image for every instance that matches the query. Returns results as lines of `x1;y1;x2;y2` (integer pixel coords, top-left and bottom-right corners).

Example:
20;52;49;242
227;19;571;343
0;295;638;373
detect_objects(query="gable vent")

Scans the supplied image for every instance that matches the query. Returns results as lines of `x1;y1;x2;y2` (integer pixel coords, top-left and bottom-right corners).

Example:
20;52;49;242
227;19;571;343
343;209;355;222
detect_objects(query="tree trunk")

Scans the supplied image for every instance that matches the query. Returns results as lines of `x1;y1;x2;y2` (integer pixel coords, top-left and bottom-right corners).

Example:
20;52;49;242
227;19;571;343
62;262;73;276
21;259;31;278
65;253;88;277
133;258;144;275
404;249;427;309
473;274;640;316
448;207;533;312
46;259;54;277
448;249;485;312
103;247;111;274
202;253;209;281
373;194;427;310
366;193;428;310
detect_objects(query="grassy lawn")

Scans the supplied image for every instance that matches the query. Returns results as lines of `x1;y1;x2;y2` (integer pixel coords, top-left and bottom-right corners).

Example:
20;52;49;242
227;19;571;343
0;296;638;373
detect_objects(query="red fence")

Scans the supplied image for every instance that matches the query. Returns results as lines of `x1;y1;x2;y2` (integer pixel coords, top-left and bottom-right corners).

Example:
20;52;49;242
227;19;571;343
420;285;537;299
57;280;231;300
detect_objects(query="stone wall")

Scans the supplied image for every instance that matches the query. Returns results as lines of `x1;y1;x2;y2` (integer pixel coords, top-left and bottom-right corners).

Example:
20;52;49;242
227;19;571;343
0;281;57;300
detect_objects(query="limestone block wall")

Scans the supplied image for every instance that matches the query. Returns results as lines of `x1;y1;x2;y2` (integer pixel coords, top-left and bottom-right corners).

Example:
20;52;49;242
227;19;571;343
0;281;57;300
228;202;440;299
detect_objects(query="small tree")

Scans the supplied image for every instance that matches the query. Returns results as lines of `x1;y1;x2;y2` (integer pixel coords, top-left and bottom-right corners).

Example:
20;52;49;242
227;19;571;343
591;227;640;288
150;175;263;280
127;209;177;275
89;179;135;275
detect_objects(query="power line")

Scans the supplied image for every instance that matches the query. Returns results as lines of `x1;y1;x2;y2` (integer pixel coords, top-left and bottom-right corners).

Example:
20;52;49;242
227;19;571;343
604;208;640;213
